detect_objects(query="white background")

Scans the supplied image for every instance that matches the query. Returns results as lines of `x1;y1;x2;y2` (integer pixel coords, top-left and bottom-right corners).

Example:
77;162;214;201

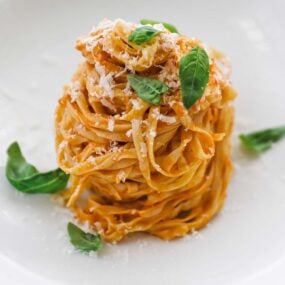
0;0;285;284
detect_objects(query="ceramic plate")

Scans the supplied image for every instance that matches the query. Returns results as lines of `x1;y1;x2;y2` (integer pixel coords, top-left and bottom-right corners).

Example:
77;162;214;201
0;0;285;284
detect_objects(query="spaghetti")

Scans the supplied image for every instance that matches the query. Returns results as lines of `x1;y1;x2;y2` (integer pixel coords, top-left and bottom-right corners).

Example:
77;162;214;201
55;19;237;242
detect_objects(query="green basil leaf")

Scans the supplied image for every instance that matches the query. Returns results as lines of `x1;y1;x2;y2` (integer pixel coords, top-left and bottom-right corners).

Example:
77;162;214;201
140;19;179;33
128;26;160;45
239;126;285;153
67;222;101;252
179;47;209;109
127;74;169;105
6;142;69;193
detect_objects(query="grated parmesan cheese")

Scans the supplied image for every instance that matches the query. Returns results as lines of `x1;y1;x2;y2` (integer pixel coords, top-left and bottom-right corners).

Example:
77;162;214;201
131;119;142;132
58;140;68;150
77;123;84;129
87;76;95;86
109;146;119;153
191;228;203;240
126;129;132;138
152;108;160;119
94;62;115;96
70;81;81;102
130;98;141;110
158;58;179;90
120;51;130;60
158;114;176;124
151;108;176;124
97;18;115;30
107;117;115;131
160;32;179;51
116;170;126;183
87;155;97;163
108;141;119;154
94;221;104;235
84;34;101;52
123;82;133;96
149;128;157;138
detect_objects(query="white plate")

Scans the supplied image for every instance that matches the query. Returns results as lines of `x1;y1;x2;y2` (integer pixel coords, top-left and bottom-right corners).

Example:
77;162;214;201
0;0;285;284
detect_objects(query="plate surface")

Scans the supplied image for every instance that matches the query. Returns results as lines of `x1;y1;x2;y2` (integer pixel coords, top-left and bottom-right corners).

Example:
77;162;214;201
0;0;285;284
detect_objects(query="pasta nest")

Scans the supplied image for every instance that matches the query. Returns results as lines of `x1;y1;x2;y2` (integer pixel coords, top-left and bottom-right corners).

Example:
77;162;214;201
55;19;236;241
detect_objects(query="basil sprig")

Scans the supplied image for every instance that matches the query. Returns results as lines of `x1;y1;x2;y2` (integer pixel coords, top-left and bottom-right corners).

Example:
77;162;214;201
140;19;179;33
128;26;160;45
6;142;69;193
239;126;285;153
127;74;169;105
179;47;209;109
67;222;101;252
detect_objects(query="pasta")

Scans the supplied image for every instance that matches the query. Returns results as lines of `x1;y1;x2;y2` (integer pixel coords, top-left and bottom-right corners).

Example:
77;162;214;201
55;19;237;242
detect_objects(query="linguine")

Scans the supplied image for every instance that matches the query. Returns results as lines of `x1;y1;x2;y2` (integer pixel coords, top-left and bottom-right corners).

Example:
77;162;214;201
55;19;236;242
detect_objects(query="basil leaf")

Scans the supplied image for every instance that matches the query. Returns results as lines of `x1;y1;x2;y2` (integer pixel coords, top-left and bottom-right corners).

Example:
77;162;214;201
179;47;209;109
67;222;101;252
128;26;160;45
127;74;169;105
239;126;285;153
6;142;69;193
140;19;179;33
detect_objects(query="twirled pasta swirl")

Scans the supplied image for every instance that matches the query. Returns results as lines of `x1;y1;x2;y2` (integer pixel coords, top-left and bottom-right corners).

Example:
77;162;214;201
55;19;236;241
